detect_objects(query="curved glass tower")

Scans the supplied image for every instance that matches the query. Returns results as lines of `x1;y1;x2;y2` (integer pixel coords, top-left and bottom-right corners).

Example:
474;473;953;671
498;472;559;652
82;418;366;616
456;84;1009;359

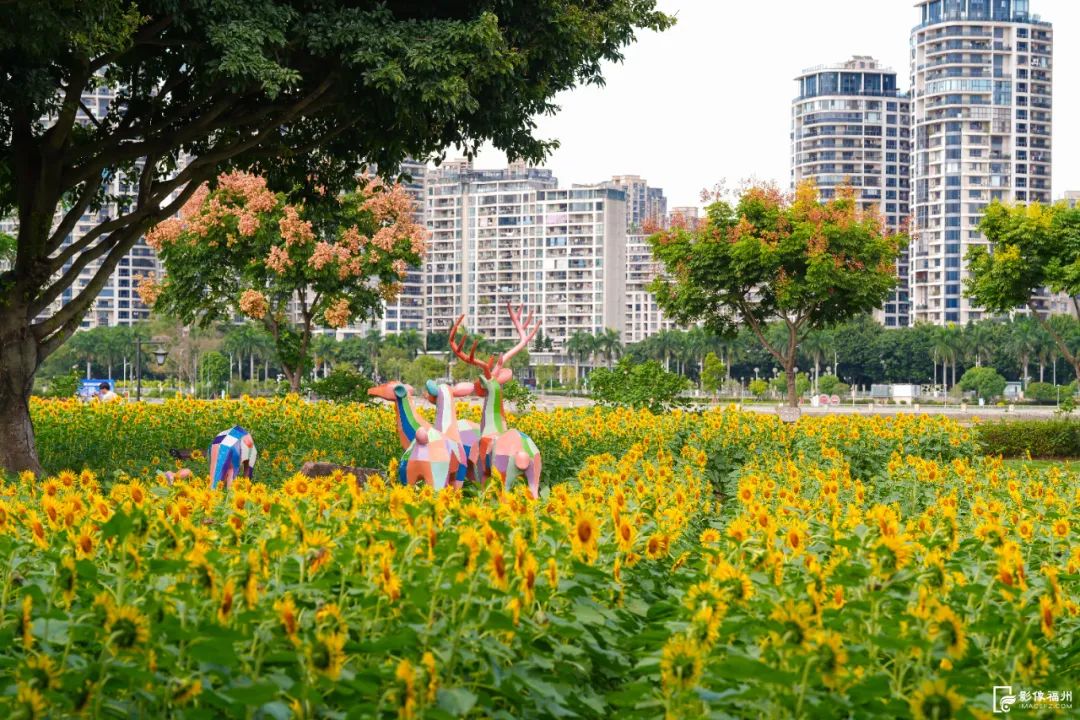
792;57;911;327
910;0;1053;324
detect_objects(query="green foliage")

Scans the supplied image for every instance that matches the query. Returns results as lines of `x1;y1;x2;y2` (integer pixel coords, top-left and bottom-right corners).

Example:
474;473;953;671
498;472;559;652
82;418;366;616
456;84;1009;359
535;364;559;389
817;374;841;395
700;352;726;394
588;358;688;413
958;366;1006;402
748;379;769;398
44;369;81;399
199;351;230;394
649;183;899;406
975;419;1080;458
1024;381;1059;403
967;202;1080;374
403;355;448;390
307;367;373;404
501;378;536;412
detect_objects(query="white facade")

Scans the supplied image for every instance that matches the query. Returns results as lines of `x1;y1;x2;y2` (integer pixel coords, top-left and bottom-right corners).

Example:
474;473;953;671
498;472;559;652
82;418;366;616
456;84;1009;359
1064;191;1079;209
624;233;677;343
910;0;1053;324
423;161;627;350
792;56;912;327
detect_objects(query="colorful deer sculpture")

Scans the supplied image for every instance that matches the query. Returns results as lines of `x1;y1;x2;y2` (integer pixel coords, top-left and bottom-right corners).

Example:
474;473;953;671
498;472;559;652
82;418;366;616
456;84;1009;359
423;379;479;489
449;304;543;498
208;425;257;491
367;381;460;491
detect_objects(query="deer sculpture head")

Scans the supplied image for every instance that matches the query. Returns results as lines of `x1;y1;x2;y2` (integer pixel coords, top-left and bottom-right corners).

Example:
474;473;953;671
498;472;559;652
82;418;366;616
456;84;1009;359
448;304;543;497
449;304;540;434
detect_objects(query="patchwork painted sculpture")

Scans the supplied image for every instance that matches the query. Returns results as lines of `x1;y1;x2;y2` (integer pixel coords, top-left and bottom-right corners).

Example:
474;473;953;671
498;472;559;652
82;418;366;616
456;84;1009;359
367;381;459;491
209;425;257;491
449;304;543;498
423;379;480;489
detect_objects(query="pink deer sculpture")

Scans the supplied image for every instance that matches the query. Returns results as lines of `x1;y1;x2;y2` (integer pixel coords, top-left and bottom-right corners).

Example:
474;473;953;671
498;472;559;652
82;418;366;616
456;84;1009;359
449;304;543;498
422;379;480;489
367;380;461;491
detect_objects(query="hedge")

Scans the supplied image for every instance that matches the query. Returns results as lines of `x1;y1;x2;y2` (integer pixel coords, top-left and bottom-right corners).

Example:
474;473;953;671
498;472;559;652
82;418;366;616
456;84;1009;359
975;418;1080;458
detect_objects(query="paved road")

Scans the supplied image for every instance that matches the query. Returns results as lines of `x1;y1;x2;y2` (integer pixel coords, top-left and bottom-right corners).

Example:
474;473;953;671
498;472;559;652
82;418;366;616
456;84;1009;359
526;394;1065;422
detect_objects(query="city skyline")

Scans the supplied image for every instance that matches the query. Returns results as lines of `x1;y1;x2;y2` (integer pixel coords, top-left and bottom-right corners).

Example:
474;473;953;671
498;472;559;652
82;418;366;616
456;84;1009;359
473;0;1080;209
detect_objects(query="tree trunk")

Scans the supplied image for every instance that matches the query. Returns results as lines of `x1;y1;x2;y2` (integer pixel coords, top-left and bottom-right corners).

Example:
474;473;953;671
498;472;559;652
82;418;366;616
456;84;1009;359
0;319;44;475
785;362;798;408
249;353;255;382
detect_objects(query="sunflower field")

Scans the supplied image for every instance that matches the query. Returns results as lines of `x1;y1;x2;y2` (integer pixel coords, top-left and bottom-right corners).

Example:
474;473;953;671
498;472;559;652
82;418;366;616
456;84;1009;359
0;400;1076;718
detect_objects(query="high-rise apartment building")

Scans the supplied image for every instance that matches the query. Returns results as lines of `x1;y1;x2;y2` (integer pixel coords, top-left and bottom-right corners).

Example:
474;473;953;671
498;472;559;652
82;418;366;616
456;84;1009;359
1;84;160;328
423;161;627;349
606;175;667;231
374;159;427;334
1064;191;1079;209
910;0;1052;324
792;56;912;327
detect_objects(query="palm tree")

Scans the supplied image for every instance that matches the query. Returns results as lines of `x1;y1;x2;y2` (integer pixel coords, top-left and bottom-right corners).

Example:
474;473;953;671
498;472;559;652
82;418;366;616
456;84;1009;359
651;329;680;372
386;329;424;359
1008;318;1040;386
223;323;266;380
684;327;709;382
930;325;955;392
800;328;833;391
566;331;596;385
311;333;340;378
963;321;995;368
595;328;623;368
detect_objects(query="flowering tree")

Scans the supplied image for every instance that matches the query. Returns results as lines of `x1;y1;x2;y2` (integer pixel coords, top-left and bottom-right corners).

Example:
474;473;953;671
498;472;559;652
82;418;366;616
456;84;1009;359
142;171;425;391
649;182;900;408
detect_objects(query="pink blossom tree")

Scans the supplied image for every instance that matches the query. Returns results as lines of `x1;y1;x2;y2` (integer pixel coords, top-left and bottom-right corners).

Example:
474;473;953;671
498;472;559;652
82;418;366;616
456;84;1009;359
142;171;425;391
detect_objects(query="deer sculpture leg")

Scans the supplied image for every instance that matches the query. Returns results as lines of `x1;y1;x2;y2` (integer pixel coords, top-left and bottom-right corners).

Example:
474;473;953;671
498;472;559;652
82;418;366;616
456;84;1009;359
448;304;544;498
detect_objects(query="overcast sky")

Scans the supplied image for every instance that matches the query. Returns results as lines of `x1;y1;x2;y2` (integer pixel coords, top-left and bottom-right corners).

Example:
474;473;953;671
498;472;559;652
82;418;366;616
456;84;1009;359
473;0;1079;209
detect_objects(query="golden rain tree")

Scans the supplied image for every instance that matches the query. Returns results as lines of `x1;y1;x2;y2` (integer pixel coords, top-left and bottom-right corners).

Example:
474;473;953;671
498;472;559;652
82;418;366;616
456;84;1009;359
648;182;900;408
141;172;425;391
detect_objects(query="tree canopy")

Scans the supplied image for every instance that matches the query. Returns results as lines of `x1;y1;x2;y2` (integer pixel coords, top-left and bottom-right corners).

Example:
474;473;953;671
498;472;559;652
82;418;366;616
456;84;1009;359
648;182;900;407
144;171;423;391
966;201;1080;380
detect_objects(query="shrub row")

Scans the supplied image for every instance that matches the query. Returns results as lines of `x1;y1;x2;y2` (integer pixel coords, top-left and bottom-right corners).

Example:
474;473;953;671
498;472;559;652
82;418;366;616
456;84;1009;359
975;418;1080;458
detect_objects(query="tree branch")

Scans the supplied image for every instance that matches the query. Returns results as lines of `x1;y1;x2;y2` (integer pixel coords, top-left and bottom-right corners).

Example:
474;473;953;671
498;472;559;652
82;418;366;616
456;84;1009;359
1030;300;1080;373
46;174;106;254
34;176;206;318
739;299;784;363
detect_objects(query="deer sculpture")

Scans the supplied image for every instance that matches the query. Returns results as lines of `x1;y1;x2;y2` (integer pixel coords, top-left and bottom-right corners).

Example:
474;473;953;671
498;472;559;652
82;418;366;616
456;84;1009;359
449;304;543;498
367;380;460;491
422;379;480;489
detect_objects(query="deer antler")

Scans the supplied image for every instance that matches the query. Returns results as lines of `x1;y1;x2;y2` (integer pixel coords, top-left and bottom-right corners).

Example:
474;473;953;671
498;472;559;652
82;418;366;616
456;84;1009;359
494;302;541;375
448;314;496;378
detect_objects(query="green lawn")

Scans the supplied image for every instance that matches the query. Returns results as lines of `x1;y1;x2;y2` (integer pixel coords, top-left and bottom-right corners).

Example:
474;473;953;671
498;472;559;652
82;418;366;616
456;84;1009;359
1000;457;1078;471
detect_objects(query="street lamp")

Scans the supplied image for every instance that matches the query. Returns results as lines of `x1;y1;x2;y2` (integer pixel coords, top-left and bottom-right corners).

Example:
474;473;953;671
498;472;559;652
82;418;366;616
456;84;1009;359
135;336;169;402
753;367;760;381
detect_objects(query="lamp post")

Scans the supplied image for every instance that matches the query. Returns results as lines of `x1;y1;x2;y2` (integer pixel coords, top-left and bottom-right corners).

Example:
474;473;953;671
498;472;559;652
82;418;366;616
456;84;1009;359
135;336;170;402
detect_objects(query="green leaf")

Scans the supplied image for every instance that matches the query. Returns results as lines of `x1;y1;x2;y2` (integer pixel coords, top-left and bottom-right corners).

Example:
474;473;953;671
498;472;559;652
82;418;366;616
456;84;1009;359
436;688;477;716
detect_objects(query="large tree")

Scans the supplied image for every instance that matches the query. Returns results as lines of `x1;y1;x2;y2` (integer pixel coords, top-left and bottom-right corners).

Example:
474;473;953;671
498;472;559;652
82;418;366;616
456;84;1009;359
966;201;1080;383
0;0;673;473
143;172;423;392
648;182;900;407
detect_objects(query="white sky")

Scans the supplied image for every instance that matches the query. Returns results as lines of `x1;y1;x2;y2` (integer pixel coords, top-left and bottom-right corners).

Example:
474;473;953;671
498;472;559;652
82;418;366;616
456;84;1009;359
474;0;1079;209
